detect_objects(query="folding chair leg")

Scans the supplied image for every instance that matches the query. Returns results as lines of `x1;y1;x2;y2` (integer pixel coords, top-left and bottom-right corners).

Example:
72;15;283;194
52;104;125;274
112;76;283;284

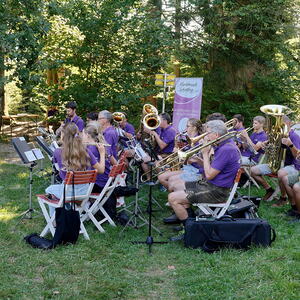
38;198;56;237
79;222;90;240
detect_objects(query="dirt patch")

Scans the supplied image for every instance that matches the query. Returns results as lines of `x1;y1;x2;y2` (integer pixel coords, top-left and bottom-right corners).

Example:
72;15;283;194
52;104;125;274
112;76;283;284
0;143;23;165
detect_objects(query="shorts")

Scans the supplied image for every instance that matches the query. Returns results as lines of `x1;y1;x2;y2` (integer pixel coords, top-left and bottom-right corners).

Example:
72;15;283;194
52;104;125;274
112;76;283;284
180;164;202;182
185;180;230;204
284;165;300;186
241;156;256;166
45;183;89;199
255;164;272;175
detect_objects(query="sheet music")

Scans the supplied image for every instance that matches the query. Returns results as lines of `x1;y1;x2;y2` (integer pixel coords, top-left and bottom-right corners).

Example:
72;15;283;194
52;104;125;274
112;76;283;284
19;137;25;141
32;148;44;160
24;150;37;162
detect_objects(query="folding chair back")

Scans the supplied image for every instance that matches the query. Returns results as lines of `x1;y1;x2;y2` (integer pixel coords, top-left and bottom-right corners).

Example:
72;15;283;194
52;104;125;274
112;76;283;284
86;162;126;233
38;169;97;240
193;168;243;218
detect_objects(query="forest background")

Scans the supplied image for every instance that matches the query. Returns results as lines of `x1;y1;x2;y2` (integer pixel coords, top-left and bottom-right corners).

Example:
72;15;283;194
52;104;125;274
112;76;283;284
0;0;299;129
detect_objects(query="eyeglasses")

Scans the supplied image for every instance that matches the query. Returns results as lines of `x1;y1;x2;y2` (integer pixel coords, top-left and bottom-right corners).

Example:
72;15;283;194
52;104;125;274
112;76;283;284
98;117;106;120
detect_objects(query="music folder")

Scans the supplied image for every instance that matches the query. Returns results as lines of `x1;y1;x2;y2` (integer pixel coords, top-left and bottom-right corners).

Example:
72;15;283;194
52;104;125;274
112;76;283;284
12;137;44;164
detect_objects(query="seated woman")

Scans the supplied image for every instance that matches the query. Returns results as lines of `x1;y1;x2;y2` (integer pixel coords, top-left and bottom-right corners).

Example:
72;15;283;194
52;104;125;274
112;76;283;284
82;121;117;219
46;123;105;215
158;118;203;192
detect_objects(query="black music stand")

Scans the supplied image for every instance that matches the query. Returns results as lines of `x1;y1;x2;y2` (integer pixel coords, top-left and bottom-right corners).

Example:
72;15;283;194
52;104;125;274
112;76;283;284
12;137;44;220
131;141;167;254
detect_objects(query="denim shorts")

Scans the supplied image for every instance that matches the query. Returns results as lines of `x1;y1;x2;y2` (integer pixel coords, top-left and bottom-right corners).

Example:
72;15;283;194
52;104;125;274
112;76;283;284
180;164;202;182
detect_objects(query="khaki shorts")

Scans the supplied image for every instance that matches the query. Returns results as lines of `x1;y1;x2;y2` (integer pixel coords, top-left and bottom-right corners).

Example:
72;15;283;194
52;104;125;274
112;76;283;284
185;180;230;204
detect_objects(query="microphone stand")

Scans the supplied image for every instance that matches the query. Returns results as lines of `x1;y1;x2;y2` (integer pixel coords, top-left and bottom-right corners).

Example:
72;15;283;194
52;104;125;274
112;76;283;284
131;143;167;254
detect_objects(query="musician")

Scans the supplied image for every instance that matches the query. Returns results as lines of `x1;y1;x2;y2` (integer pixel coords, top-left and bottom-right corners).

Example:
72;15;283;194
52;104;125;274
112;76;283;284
206;112;227;123
45;123;105;216
168;120;241;241
239;116;268;165
82;122;117;219
158;118;203;192
86;112;98;123
250;116;300;204
63;101;85;131
232;114;245;132
118;113;135;140
98;110;118;165
141;113;176;178
145;112;176;156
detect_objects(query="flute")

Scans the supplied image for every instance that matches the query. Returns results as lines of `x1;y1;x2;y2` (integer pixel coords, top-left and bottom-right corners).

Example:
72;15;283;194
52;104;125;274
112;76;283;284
83;142;111;147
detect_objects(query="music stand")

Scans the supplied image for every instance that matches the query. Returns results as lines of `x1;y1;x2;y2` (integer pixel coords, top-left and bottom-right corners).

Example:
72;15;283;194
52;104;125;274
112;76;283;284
12;137;44;220
131;141;167;254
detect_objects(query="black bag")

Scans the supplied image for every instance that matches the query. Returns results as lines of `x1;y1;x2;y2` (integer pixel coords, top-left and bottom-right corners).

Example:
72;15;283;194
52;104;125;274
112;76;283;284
184;216;276;253
24;233;54;250
52;175;80;246
113;186;138;197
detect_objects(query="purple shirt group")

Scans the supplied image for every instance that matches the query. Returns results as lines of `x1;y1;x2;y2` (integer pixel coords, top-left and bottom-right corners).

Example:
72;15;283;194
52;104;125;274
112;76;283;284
64;115;85;132
209;140;241;188
53;147;97;180
241;131;268;163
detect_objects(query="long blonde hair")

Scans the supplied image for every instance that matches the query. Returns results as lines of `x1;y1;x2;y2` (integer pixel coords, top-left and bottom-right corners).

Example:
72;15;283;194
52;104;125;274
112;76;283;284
61;123;90;171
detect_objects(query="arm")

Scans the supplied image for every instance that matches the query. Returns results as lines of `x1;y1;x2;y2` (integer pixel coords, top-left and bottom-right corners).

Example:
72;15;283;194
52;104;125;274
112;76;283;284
201;146;220;180
151;131;167;150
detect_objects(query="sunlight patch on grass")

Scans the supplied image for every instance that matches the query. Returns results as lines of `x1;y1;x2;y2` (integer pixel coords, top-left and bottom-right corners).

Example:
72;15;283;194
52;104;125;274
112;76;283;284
0;209;18;221
17;172;28;179
8;184;22;190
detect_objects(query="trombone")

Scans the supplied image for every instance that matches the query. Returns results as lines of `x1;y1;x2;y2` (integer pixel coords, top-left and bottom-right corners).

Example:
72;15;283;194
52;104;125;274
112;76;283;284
141;118;237;180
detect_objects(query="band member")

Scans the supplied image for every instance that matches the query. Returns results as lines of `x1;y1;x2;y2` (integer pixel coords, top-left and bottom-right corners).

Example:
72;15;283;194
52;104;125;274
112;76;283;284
232;114;245;132
86;112;98;123
206;112;227;123
45;123;105;215
250;116;300;204
144;112;176;156
168;120;241;241
118;113;135;140
82;122;117;219
141;113;176;178
98;110;118;165
239;116;268;165
158;118;203;192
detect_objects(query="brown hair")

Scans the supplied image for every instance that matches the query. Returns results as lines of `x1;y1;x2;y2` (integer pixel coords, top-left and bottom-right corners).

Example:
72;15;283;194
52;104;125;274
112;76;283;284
188;118;202;135
206;112;227;123
61;123;90;171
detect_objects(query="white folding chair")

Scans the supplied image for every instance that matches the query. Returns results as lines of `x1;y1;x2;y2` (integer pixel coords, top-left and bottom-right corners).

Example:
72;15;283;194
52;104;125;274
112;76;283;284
85;163;127;233
193;169;243;218
37;170;97;240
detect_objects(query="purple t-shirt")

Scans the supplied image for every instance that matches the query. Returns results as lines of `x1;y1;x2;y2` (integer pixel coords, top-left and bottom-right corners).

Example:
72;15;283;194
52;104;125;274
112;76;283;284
122;122;135;136
103;126;119;159
53;147;97;180
156;125;176;154
285;130;300;170
208;140;241;188
241;131;268;163
87;145;111;187
64;115;85;132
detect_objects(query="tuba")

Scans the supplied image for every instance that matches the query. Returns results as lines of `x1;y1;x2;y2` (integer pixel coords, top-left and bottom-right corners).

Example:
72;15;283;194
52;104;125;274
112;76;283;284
260;104;292;173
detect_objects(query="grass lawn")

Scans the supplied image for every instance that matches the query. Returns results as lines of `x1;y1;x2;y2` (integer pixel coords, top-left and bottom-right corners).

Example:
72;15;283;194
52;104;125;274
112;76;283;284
0;158;300;299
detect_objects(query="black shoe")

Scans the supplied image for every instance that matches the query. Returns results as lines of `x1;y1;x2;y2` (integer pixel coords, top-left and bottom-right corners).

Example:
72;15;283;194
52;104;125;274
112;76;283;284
286;209;299;217
169;229;185;242
163;214;181;224
172;225;183;232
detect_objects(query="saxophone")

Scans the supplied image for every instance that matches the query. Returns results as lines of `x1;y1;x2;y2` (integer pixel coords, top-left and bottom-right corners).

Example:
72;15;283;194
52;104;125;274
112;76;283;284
260;104;292;173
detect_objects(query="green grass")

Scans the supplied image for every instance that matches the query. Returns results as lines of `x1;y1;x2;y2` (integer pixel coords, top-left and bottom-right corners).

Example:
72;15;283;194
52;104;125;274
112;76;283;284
0;161;300;300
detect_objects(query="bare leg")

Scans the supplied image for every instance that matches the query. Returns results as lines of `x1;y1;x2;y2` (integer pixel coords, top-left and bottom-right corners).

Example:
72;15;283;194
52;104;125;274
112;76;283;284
250;166;271;189
277;169;288;199
292;183;300;213
168;191;190;220
158;170;182;189
169;178;186;192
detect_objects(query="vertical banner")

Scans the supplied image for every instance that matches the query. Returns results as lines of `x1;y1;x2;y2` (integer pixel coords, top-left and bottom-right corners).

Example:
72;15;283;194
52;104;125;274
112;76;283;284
172;78;203;133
